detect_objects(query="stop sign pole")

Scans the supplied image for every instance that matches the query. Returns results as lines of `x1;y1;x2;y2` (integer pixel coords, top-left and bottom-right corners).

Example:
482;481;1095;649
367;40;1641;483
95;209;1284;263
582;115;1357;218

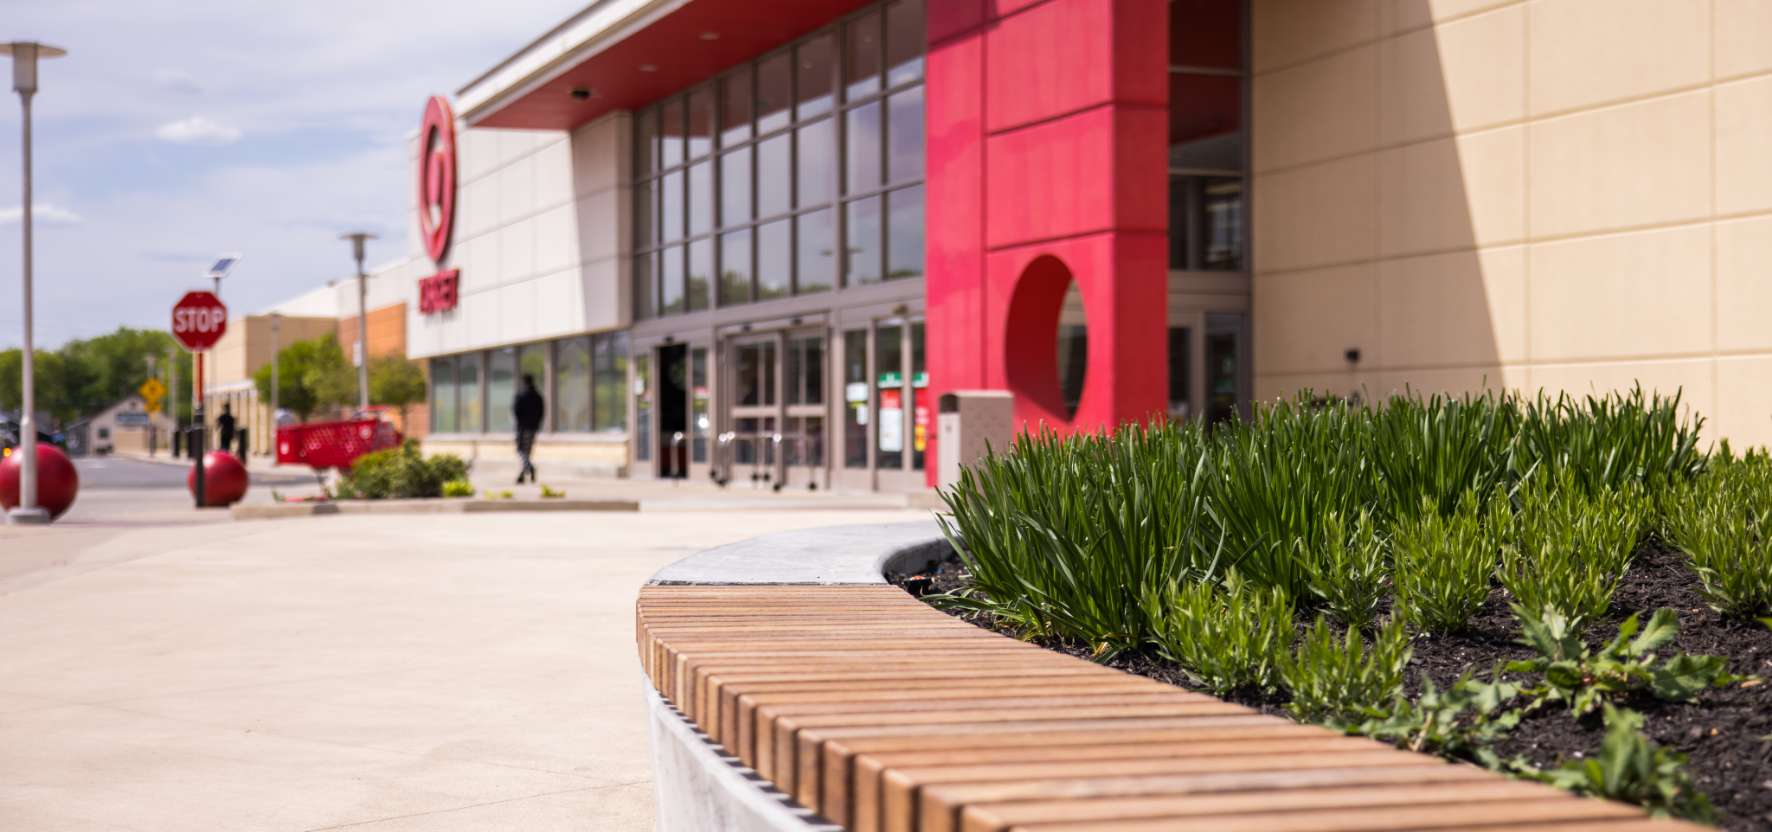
172;291;227;508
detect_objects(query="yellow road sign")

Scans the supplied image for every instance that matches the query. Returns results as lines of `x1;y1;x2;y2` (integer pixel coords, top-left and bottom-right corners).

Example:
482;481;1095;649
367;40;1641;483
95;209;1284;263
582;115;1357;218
144;400;162;415
139;378;167;402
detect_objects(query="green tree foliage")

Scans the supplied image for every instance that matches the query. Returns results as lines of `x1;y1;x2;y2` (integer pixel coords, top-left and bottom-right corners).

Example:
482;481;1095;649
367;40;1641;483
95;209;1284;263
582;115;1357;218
368;356;427;425
252;335;354;421
0;327;193;424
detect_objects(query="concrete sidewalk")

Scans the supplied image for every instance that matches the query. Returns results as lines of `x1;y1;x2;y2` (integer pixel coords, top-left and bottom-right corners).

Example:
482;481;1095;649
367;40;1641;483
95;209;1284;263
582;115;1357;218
0;506;931;830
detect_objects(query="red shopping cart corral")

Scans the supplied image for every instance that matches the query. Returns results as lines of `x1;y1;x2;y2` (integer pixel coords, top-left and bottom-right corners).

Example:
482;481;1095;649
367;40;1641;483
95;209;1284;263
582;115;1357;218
276;419;403;485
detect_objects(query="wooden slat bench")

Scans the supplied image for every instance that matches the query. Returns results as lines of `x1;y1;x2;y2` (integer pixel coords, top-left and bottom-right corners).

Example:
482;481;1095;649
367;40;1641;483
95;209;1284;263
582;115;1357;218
637;584;1700;832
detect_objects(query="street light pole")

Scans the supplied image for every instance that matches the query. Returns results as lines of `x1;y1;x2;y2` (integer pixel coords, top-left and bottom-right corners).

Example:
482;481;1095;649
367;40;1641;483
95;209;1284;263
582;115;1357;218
269;312;281;429
340;232;375;413
4;41;66;526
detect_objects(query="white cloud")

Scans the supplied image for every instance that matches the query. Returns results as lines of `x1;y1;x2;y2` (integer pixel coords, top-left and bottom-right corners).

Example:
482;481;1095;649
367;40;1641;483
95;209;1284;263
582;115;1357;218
0;203;83;225
155;116;242;145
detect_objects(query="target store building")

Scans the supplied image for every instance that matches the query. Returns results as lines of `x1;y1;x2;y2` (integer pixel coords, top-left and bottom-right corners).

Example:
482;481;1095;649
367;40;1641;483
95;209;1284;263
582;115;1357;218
403;0;1772;489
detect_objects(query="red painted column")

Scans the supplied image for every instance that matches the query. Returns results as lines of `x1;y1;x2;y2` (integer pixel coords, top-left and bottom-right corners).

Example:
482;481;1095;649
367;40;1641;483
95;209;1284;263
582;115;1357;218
925;0;1170;485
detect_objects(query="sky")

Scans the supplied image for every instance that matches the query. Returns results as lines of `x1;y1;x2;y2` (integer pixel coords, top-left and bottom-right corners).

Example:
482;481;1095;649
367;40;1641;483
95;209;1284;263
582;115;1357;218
0;0;587;349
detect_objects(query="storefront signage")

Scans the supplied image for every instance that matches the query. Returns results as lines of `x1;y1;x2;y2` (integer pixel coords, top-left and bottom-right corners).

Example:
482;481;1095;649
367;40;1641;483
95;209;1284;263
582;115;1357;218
418;268;460;314
879;388;904;453
416;95;461;316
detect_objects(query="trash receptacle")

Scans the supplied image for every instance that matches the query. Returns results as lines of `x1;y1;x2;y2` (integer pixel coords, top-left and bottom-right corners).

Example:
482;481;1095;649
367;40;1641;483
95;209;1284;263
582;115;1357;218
937;390;1015;490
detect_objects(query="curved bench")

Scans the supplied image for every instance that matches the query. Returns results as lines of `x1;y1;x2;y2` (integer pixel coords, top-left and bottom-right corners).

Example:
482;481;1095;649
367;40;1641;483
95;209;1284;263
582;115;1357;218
638;522;1697;832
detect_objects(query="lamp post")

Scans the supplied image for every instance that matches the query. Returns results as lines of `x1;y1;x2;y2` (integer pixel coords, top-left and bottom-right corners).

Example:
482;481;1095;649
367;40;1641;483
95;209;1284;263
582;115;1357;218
340;231;375;413
269;312;280;430
3;41;66;526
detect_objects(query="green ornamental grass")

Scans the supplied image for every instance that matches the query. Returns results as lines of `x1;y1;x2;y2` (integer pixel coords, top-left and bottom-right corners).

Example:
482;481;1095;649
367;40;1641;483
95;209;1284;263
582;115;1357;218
1279;615;1412;725
1391;493;1504;634
1143;571;1291;696
1302;509;1387;632
1500;469;1647;629
1663;451;1772;618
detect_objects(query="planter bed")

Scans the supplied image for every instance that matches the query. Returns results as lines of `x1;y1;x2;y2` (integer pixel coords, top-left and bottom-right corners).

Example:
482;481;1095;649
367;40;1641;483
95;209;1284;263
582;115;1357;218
919;389;1772;830
638;522;1698;832
893;543;1771;830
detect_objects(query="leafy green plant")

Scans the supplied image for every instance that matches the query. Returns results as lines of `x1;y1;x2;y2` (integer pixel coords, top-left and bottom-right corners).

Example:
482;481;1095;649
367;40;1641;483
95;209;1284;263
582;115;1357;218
1512;386;1704;501
539;483;566;498
1205;396;1375;598
1663;451;1772;618
1143;571;1292;696
332;441;470;500
1352;672;1525;770
1507;607;1740;716
1543;704;1715;822
481;489;514;500
1279;615;1412;724
1370;391;1519;520
1391;493;1503;633
1302;509;1386;631
1500;469;1646;629
441;479;474;498
937;424;1218;656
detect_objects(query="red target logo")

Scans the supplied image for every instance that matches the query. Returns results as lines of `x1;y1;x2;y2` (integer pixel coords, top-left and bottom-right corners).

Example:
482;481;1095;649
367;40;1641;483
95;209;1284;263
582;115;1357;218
417;96;457;264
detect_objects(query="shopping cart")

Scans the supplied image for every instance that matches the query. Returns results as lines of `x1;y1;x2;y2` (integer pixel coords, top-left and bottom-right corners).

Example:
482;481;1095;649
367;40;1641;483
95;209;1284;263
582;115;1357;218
275;418;403;485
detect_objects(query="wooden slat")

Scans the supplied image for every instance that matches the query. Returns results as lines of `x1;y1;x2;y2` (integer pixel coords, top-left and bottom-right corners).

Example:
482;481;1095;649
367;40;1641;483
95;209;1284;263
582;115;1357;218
635;585;1705;832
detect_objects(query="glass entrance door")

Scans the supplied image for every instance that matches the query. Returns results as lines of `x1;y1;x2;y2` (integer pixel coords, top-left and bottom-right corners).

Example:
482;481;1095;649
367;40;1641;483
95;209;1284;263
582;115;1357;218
1167;310;1250;425
833;317;927;492
719;327;829;490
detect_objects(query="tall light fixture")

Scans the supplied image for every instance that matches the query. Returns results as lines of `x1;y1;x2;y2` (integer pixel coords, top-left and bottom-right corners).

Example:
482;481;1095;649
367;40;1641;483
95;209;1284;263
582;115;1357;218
4;41;66;526
340;231;376;412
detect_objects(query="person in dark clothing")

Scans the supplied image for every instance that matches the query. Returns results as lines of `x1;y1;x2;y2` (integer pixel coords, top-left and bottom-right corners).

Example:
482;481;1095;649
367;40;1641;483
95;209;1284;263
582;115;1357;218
513;374;545;484
216;404;236;455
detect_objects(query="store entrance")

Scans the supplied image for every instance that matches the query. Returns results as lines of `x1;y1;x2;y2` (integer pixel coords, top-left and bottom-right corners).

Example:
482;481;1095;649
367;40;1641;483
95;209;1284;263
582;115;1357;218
718;328;827;491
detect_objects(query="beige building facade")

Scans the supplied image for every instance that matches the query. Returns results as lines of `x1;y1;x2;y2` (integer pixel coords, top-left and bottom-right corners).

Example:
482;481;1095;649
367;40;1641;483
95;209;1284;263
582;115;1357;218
1250;0;1772;447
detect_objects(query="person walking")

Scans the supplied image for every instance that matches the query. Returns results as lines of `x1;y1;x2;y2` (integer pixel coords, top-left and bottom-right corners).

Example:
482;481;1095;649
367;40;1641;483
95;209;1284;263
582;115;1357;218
216;403;237;457
513;374;544;484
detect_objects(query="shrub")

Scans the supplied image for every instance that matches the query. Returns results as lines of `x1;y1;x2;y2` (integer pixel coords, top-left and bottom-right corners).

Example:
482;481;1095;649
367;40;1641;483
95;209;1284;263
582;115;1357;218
333;441;469;500
1143;571;1292;696
441;479;474;498
1513;386;1704;501
539;483;566;498
1371;392;1519;520
1544;704;1715;822
1302;509;1387;632
1391;493;1503;634
1279;615;1412;725
937;424;1217;656
1205;396;1375;598
1663;451;1772;618
1500;469;1646;629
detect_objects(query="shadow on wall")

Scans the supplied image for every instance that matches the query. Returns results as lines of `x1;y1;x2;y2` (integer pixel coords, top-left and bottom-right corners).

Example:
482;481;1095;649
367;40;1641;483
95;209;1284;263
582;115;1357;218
1251;0;1509;405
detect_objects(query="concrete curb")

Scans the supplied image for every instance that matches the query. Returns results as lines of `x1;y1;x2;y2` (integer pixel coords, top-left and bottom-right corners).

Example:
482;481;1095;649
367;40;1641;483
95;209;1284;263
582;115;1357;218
643;522;950;831
231;497;639;520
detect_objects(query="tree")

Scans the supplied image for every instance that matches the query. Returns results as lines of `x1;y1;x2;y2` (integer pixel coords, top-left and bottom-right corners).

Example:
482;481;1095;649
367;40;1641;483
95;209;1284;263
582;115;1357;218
369;355;427;428
253;335;353;421
0;327;192;426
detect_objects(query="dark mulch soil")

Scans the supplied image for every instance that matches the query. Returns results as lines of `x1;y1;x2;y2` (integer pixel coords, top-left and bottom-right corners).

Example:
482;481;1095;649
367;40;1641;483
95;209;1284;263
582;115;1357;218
888;545;1772;830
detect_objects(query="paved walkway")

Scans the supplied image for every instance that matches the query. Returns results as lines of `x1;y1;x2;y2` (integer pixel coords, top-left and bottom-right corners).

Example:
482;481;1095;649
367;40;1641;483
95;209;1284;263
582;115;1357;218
0;505;930;830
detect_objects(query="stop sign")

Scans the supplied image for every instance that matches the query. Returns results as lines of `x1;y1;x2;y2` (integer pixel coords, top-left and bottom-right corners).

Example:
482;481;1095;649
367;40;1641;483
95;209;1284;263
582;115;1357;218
172;291;228;351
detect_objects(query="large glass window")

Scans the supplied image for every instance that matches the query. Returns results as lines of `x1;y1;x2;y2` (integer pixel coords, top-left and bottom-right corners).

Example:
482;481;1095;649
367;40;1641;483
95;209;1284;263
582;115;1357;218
457;352;483;433
594;332;629;431
430;357;457;433
633;0;925;321
556;337;592;432
487;348;517;433
1169;1;1246;272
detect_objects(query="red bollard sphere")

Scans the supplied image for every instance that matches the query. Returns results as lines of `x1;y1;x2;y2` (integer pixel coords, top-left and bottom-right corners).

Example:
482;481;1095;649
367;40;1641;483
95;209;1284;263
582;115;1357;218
188;450;249;507
0;443;80;520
